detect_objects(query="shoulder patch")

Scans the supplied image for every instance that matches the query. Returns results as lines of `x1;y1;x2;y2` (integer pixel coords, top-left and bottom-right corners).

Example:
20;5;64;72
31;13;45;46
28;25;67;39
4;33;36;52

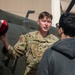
19;35;25;42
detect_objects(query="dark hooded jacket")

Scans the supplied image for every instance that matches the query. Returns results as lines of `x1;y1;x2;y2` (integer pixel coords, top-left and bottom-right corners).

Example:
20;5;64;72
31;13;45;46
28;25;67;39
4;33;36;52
37;38;75;75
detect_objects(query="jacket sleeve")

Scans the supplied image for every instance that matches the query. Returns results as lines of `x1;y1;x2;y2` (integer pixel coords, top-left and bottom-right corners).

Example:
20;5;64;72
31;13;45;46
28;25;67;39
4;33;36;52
37;48;52;75
2;35;27;59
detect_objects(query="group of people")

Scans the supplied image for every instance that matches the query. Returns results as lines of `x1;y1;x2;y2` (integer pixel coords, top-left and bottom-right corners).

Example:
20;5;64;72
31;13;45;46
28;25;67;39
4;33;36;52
0;11;75;75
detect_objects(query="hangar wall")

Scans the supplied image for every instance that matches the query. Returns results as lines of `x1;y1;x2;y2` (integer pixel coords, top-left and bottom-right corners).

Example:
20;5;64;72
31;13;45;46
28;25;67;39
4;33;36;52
0;0;51;21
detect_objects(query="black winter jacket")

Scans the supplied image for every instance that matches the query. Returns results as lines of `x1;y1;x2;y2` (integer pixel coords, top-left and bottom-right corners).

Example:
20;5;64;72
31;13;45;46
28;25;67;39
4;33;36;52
37;38;75;75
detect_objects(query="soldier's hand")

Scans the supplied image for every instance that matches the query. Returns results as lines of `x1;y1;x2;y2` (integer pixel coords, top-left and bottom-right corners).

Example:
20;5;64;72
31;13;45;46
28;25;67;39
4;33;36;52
0;33;10;50
0;33;8;43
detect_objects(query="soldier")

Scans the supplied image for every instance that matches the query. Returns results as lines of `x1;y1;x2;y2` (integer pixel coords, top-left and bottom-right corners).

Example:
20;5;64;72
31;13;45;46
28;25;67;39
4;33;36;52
0;11;58;75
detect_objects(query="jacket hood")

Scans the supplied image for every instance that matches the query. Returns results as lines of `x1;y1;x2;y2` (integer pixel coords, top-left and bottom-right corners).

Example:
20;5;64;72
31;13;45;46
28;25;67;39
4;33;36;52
51;38;75;58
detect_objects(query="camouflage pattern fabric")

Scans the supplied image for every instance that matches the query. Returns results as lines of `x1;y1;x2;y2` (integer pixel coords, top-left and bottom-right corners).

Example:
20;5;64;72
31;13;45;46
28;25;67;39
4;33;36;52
7;30;59;75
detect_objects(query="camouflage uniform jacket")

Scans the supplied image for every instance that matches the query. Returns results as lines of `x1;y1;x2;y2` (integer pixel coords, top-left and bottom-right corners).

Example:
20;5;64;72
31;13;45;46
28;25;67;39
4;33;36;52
5;30;59;75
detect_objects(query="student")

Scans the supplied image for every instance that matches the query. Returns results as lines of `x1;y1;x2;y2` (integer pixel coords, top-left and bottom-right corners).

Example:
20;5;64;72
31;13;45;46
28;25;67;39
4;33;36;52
37;12;75;75
0;11;58;75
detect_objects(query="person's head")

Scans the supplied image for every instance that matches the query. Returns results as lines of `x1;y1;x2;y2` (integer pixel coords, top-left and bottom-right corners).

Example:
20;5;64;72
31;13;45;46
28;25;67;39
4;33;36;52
37;11;53;32
57;13;75;38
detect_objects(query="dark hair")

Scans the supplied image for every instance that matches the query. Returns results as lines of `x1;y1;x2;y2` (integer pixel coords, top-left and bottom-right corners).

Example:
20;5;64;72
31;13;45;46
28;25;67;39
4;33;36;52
59;13;75;37
38;11;53;20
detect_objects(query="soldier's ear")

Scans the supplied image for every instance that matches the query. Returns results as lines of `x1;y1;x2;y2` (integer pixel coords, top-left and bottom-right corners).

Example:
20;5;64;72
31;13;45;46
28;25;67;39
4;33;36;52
37;20;39;25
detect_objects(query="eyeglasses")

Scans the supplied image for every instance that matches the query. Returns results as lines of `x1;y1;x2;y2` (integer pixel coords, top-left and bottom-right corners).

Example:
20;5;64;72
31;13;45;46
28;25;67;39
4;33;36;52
56;23;60;28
